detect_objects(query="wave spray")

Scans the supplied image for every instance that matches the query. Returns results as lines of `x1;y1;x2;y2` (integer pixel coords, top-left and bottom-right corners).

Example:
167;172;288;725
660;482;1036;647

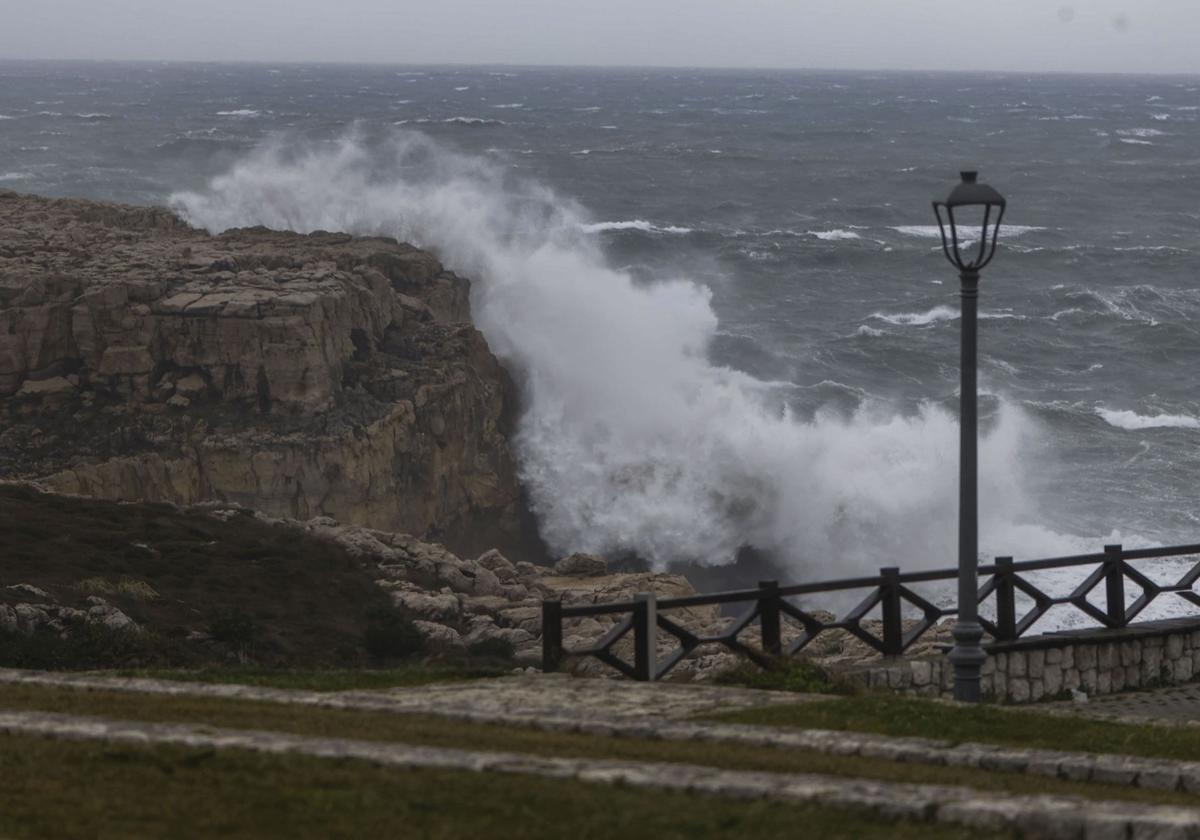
172;130;1068;577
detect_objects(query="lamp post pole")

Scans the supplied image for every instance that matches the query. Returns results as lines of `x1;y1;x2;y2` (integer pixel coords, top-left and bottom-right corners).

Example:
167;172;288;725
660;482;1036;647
949;267;986;702
932;170;1006;704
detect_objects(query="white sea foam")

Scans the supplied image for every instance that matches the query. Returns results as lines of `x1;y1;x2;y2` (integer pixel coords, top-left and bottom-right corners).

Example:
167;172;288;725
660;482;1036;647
0;114;14;120
808;229;860;241
869;306;958;326
170;130;1065;575
492;103;524;109
891;224;1045;239
1097;408;1200;430
581;220;693;235
443;117;505;126
870;306;1023;326
454;86;470;92
0;172;25;181
1117;128;1168;138
217;109;260;117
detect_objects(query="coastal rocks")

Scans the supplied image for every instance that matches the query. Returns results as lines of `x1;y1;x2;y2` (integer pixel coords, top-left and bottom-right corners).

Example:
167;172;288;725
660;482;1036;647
553;553;608;577
0;190;522;556
0;587;138;637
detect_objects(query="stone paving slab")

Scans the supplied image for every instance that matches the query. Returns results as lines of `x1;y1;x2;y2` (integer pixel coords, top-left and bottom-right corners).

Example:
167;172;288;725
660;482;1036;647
2;708;1199;839
1044;684;1200;728
0;668;809;718
6;668;1200;795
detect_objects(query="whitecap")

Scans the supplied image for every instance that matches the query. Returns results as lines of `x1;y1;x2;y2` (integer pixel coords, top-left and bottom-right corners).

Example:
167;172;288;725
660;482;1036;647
1151;113;1172;121
869;306;959;326
855;325;884;337
492;103;524;109
1117;128;1168;138
1097;408;1200;430
808;229;860;241
454;86;470;91
442;117;505;126
891;224;1044;239
217;109;260;117
0;114;14;120
581;220;693;235
0;172;26;181
1119;139;1155;146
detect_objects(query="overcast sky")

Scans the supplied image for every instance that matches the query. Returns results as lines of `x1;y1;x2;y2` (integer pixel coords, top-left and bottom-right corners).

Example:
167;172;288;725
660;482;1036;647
1;1;1196;74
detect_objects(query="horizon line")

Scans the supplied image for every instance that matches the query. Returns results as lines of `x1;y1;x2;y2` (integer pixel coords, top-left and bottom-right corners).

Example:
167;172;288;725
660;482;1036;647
2;55;1200;80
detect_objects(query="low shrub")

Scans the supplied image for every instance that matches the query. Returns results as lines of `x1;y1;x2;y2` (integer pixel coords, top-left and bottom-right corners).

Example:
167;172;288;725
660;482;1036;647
0;624;184;670
712;658;851;694
363;607;425;662
467;637;515;661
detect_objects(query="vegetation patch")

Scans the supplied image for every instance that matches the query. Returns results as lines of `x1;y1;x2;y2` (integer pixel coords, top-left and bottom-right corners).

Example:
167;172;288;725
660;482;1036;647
712;658;850;694
711;692;1200;764
0;683;1195;807
0;732;1007;840
0;484;420;668
108;665;509;692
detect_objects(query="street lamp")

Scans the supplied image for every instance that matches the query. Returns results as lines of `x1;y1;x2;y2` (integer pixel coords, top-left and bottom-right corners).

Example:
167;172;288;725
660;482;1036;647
932;170;1006;703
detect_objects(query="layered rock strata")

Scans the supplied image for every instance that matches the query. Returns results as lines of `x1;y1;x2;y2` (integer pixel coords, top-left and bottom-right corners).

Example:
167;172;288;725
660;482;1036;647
0;190;522;555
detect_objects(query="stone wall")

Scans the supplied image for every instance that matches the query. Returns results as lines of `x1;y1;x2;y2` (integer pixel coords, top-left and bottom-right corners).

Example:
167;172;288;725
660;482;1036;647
843;617;1200;703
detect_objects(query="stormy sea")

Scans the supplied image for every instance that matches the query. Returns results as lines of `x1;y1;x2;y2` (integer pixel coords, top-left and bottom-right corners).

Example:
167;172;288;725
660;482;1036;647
3;61;1199;626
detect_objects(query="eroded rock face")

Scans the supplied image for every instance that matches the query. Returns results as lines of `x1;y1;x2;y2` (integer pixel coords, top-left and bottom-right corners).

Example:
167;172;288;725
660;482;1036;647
0;190;522;555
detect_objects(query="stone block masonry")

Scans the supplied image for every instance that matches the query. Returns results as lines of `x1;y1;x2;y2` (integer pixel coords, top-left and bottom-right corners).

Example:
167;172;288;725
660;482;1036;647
843;617;1200;704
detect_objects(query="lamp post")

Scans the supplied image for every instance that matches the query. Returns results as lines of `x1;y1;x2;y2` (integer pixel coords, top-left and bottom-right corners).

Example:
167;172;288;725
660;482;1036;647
932;171;1006;703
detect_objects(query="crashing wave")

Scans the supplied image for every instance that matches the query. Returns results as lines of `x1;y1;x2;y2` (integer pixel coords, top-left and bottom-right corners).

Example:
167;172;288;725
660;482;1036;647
170;129;1064;576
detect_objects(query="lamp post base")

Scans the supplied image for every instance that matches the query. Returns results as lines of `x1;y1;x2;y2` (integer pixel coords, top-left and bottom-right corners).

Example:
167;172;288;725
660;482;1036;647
948;619;987;702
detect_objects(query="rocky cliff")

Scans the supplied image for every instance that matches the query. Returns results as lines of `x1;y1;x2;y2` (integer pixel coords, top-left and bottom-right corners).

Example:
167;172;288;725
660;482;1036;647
0;190;524;556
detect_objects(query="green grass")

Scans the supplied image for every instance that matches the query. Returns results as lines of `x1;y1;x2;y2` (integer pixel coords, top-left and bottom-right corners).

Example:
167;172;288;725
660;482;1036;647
711;693;1200;763
107;664;511;691
712;659;848;694
0;733;1009;840
1;683;1195;806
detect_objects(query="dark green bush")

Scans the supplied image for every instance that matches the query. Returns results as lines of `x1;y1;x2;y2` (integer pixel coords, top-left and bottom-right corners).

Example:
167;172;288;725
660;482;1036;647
0;624;182;670
467;637;515;661
712;658;849;694
208;608;257;663
363;607;425;661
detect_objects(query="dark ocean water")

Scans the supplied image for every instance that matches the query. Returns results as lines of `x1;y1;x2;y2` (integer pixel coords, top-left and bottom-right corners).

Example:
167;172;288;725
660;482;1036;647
3;61;1200;620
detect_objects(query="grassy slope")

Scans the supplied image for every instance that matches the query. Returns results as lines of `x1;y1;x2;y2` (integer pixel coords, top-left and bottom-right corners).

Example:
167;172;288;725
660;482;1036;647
713;693;1200;763
1;683;1195;806
0;734;1007;840
109;665;509;691
0;484;394;667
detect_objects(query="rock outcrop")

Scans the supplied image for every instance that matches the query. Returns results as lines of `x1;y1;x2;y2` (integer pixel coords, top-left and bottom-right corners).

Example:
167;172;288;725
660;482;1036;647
0;190;523;555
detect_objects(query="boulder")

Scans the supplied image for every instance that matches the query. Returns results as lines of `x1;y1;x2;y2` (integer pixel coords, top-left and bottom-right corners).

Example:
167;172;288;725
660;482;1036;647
553;553;608;577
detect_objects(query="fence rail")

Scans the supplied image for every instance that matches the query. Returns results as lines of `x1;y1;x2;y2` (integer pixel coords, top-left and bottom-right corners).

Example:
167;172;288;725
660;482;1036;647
541;542;1200;681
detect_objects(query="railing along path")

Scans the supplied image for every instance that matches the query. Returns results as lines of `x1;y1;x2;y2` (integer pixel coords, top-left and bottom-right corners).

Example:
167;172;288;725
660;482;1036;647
541;542;1200;681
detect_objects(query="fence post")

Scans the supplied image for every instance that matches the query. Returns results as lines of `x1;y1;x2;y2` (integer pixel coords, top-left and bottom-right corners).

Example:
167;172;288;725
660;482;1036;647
541;599;563;673
1104;544;1126;628
880;567;902;656
633;592;657;682
758;580;782;657
994;556;1016;641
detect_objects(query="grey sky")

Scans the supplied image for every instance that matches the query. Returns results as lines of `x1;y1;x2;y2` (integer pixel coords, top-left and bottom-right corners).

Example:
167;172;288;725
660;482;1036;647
1;1;1197;74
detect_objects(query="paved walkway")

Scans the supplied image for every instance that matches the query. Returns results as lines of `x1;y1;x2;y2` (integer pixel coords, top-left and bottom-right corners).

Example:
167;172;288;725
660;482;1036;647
1047;684;1200;727
6;668;1200;794
2;707;1198;838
